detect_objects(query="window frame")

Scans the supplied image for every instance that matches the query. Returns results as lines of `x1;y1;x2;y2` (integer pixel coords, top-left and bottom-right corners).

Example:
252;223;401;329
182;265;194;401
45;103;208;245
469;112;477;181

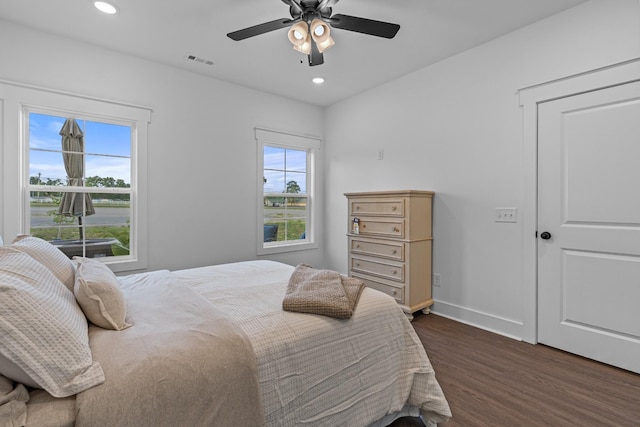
0;80;151;272
255;127;320;255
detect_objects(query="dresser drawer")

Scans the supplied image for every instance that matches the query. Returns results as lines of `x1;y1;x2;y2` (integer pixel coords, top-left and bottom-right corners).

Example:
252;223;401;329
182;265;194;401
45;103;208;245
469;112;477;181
350;237;404;261
350;256;404;282
350;198;405;217
353;274;404;304
357;218;405;238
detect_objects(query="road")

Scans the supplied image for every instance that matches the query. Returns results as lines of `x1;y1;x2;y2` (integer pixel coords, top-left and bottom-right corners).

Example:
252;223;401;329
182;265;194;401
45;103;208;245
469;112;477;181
30;206;130;227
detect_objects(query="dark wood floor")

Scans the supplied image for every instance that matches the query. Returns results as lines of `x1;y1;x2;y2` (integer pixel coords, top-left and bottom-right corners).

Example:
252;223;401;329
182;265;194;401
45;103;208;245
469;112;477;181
407;313;640;426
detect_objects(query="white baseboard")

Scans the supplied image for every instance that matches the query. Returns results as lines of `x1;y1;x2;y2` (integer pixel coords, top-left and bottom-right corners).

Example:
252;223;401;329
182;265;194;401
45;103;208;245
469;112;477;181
431;300;525;341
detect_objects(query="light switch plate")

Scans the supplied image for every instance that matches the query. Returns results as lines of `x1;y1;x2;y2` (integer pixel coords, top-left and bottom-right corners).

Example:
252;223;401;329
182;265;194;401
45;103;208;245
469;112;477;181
495;208;517;223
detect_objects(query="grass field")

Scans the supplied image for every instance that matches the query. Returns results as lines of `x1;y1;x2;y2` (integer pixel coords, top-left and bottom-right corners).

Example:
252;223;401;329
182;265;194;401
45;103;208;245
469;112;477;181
264;205;307;241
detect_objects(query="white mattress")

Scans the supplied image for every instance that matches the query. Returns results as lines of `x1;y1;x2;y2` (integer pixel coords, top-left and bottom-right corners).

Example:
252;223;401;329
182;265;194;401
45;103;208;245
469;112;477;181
172;260;451;427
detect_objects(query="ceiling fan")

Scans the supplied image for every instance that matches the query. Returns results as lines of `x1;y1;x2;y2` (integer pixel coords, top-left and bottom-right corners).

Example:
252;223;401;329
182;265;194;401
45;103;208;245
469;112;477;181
227;0;400;66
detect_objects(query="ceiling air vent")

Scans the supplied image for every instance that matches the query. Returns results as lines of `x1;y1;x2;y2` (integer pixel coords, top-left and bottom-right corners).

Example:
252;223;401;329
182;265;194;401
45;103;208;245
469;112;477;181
186;54;214;66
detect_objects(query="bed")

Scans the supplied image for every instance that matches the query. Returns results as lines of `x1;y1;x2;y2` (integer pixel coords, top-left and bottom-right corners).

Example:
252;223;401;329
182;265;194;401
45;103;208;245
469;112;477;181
0;236;451;427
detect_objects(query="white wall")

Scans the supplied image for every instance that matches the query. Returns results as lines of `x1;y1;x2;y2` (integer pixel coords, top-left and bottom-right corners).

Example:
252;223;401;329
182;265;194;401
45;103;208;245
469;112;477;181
0;20;325;272
323;0;640;338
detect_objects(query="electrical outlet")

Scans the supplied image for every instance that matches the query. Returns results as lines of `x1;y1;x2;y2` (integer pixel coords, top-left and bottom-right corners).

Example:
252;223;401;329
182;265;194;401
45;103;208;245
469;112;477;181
433;273;441;287
495;207;517;223
377;148;384;160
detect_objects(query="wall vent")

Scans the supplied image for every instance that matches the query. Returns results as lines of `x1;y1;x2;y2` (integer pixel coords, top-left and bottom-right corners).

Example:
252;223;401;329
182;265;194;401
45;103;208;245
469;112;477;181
186;54;214;66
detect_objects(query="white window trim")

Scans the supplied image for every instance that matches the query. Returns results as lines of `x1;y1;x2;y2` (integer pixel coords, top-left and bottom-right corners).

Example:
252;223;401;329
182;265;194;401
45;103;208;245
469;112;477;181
255;127;320;255
0;79;151;272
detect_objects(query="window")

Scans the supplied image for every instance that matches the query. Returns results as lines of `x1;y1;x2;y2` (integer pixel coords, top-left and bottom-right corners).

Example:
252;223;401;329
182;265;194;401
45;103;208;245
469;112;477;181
255;128;320;254
0;80;150;272
27;112;132;260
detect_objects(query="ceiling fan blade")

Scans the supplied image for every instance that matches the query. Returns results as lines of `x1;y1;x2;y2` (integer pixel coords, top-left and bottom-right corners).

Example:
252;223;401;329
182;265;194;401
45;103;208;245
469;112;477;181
308;42;324;66
227;18;293;41
330;14;400;39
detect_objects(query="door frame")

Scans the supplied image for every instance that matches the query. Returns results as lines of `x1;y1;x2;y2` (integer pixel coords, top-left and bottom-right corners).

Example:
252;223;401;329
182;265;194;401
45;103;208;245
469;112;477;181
517;57;640;344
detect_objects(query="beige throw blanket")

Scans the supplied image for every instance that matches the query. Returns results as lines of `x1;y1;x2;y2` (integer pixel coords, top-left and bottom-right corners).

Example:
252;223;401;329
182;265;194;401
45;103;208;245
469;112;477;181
75;270;264;427
283;264;365;319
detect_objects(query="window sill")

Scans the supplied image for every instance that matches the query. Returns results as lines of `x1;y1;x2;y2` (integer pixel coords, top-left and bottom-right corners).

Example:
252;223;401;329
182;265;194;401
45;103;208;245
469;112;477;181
257;240;318;255
104;256;147;273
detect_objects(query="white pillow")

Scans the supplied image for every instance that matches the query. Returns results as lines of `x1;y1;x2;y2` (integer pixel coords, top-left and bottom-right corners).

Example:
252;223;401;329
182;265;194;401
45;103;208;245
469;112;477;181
0;247;105;397
74;257;131;331
11;235;75;292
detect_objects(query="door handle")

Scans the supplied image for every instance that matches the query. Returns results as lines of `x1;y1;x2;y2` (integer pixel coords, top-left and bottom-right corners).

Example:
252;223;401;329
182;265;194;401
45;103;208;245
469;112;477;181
540;231;552;240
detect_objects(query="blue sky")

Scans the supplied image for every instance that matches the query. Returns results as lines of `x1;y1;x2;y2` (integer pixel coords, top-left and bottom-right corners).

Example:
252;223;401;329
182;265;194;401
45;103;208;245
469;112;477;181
29;112;131;183
263;145;307;194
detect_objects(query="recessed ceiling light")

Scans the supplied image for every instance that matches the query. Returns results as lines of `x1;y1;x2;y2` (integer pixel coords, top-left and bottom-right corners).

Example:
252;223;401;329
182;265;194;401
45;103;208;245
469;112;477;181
93;1;118;14
312;77;325;84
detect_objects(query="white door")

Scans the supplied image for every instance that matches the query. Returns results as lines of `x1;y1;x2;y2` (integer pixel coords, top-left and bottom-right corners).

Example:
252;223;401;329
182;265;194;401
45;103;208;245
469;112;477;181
537;80;640;373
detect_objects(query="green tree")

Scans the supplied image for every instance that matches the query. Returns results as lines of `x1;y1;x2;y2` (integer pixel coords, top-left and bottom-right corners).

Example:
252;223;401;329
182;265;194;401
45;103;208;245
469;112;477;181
286;180;300;194
31;175;63;186
45;178;63;186
285;180;300;207
86;175;129;188
85;175;130;201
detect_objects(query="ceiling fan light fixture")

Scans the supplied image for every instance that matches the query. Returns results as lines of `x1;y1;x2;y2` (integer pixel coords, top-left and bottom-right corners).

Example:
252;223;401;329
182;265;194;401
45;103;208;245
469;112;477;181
310;19;329;39
293;33;312;55
315;35;335;53
310;19;334;53
288;22;309;47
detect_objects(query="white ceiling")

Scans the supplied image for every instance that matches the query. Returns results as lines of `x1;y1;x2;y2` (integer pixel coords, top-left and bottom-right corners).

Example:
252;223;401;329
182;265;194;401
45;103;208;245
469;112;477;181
0;0;588;106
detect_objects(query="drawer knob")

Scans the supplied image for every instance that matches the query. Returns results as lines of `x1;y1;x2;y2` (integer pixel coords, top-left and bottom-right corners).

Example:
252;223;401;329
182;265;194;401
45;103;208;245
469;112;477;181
391;270;397;275
355;263;360;267
391;290;397;295
362;224;366;228
392;249;397;254
392;206;397;211
356;244;361;248
392;226;399;232
356;206;360;210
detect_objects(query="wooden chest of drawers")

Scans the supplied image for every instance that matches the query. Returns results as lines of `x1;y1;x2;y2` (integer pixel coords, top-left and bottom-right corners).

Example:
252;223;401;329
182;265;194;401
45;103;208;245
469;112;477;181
345;190;434;319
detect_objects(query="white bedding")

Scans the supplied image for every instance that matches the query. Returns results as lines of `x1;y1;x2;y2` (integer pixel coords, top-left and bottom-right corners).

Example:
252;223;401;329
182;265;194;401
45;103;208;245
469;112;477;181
172;260;451;427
